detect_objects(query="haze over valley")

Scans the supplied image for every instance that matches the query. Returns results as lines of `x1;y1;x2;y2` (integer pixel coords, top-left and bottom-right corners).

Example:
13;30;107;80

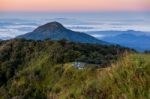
0;12;150;51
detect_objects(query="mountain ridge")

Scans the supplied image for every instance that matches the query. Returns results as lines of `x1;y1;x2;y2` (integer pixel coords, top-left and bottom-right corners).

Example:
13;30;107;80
17;21;108;45
102;33;150;51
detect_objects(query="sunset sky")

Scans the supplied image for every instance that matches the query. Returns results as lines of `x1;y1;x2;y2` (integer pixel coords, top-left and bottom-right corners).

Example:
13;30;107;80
0;0;150;12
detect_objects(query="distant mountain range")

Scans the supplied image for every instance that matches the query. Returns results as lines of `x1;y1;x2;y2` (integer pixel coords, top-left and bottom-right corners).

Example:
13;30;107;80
87;30;150;37
102;33;150;51
87;30;150;51
17;22;107;45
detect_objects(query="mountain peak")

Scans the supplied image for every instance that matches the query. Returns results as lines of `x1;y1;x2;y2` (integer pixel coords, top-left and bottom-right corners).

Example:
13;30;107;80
43;21;64;28
33;21;66;33
17;22;108;45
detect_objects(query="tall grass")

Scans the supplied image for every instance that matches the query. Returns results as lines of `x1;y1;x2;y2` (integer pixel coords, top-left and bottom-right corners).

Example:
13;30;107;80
45;53;150;99
96;53;150;99
1;53;150;99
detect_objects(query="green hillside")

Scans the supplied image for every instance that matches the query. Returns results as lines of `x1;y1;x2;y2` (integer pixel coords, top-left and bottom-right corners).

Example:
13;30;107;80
0;39;149;99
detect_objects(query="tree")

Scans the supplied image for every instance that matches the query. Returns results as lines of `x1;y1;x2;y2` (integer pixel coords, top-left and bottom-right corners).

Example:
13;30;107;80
49;42;64;64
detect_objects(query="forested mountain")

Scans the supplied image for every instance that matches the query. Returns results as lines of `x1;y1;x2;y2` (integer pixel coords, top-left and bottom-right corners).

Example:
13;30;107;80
0;39;149;99
0;39;136;98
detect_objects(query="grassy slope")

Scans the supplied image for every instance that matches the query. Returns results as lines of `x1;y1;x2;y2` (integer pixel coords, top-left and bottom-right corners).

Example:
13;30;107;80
1;53;150;99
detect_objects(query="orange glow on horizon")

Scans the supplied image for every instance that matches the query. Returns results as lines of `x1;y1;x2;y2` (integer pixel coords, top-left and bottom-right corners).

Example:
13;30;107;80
0;0;150;12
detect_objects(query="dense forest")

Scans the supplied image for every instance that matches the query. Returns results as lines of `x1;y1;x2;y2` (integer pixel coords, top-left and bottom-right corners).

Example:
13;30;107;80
0;39;140;99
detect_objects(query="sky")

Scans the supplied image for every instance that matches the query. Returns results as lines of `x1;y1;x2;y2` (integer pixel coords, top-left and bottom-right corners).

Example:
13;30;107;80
0;0;150;12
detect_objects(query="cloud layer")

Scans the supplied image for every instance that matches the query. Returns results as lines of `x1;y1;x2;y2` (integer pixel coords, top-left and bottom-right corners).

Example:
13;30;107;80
0;12;150;40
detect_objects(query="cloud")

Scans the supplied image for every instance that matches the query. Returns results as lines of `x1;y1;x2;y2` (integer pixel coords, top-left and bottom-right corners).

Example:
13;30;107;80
0;13;150;40
0;25;36;39
91;34;105;38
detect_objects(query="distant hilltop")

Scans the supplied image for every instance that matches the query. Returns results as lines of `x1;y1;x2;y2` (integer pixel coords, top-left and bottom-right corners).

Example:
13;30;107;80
17;21;108;45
